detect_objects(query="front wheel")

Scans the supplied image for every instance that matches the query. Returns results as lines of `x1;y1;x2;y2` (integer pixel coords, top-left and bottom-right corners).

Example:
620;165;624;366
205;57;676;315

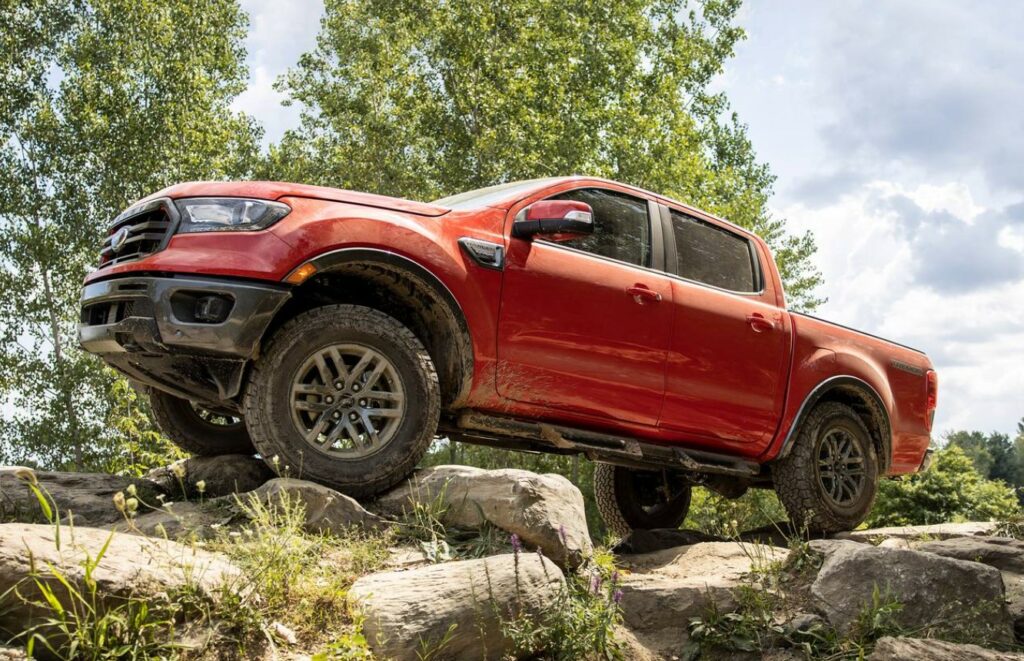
772;401;879;532
593;463;692;537
243;304;440;498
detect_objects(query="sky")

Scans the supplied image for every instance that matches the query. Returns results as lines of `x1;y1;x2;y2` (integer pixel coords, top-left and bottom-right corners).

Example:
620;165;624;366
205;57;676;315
233;0;1024;438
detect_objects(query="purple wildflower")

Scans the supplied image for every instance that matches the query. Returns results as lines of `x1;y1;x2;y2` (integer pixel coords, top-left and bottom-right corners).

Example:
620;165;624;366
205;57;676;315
589;573;603;594
612;589;624;604
510;533;522;553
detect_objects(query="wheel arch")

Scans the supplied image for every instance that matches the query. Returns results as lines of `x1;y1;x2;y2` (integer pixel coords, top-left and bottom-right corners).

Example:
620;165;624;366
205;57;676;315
262;248;474;409
776;375;893;472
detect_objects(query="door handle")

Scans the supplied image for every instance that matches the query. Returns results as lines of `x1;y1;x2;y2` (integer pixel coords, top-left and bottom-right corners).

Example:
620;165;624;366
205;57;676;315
747;313;776;332
626;285;662;304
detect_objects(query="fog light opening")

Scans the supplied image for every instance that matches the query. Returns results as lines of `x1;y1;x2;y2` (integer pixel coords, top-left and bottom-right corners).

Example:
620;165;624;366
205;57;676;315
194;295;232;323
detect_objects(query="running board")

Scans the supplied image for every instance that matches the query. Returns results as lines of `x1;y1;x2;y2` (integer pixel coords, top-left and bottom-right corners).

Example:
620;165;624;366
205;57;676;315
448;411;761;478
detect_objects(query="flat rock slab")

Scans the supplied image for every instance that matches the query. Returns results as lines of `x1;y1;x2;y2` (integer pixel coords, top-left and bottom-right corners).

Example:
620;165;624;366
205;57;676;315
349;552;564;661
835;522;998;543
374;465;592;568
613;528;724;555
617;542;788;657
869;636;1024;660
146;454;273;500
0;467;166;525
811;543;1012;640
0;523;243;636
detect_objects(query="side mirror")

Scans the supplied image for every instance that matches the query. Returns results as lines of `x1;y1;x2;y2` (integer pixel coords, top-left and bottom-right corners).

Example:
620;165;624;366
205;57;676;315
512;200;594;240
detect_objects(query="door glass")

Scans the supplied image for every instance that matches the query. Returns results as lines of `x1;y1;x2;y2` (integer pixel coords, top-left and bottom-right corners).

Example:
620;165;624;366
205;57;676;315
551;188;651;267
670;210;758;292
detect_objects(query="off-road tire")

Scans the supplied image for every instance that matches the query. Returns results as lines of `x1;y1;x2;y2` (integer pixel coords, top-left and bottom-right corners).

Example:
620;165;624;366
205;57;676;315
593;463;692;537
243;304;440;498
148;389;255;456
773;401;879;533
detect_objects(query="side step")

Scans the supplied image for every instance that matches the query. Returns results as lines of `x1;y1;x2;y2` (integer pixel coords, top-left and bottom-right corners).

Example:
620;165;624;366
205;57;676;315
446;410;761;478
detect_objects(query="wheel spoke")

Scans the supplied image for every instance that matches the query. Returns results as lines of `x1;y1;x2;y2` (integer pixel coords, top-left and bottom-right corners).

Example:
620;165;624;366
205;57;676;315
346;350;376;387
320;420;347;449
305;414;331;443
366;409;401;419
362;360;389;391
313;353;334;385
293;383;332;396
366;390;402;403
294;400;330;413
360;412;380;446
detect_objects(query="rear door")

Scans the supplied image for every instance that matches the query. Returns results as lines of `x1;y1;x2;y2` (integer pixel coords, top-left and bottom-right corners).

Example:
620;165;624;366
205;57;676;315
658;207;792;446
496;187;673;426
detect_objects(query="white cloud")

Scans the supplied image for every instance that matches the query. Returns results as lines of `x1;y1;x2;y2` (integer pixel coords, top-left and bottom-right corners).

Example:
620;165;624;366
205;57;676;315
235;0;324;144
781;181;1024;435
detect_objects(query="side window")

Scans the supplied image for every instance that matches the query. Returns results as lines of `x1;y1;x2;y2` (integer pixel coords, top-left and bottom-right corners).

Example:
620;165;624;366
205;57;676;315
550;188;651;267
670;210;758;292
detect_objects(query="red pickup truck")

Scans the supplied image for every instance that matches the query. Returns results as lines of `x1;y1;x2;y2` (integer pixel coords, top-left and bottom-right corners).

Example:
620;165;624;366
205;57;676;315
78;177;937;533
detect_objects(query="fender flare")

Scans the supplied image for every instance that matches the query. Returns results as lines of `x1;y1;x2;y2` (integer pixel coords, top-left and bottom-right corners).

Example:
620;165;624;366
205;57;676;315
285;247;475;406
775;375;893;470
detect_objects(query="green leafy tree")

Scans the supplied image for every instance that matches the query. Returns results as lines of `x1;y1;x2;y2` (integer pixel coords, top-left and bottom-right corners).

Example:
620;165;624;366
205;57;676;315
867;446;1020;527
0;0;259;470
269;0;823;310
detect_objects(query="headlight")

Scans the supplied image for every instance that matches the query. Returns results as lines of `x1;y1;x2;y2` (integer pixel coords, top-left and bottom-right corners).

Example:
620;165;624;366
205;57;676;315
174;197;291;233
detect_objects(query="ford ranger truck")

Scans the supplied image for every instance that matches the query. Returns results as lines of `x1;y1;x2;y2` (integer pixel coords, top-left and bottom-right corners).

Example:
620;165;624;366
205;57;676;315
78;177;937;533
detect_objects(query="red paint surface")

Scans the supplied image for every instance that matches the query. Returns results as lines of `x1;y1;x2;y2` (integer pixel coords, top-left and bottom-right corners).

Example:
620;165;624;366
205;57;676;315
85;177;934;474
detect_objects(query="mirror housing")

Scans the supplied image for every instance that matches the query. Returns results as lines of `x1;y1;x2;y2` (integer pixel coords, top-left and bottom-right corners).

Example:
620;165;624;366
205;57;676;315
512;200;594;240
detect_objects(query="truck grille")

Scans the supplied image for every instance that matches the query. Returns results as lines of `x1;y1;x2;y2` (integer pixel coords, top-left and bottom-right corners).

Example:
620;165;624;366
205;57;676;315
98;198;175;268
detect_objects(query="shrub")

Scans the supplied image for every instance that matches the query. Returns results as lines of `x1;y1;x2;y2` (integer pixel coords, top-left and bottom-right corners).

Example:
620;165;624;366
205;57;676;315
867;446;1020;527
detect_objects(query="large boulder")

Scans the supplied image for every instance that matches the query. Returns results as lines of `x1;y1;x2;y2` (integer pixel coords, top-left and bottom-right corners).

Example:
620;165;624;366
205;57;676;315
245;478;389;534
349;552;564;660
834;522;998;543
811;544;1012;641
0;523;244;638
146;454;273;500
0;467;165;525
616;542;788;657
918;537;1024;639
869;636;1024;660
374;465;591;568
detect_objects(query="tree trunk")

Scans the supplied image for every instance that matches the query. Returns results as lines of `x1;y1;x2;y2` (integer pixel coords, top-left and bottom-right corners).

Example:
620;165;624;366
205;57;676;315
41;267;84;470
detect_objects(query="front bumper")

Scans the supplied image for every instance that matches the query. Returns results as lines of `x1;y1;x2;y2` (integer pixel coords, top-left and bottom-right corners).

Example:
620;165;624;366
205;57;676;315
78;275;290;406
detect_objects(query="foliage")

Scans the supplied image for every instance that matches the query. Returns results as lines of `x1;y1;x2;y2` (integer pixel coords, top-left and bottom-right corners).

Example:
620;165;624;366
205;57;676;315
503;548;624;660
683;486;786;536
270;0;823;310
0;0;259;470
946;419;1024;504
867;445;1021;527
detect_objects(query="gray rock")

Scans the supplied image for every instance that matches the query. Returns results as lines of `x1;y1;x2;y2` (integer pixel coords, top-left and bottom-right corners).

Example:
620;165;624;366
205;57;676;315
917;537;1024;574
112;500;238;539
834;522;998;543
0;523;244;637
613;528;723;555
146;454;273;500
246;478;388;535
374;465;591;568
616;542;788;657
0;648;27;660
0;467;166;525
349;552;564;661
918;537;1024;642
869;636;1024;660
787;612;825;633
811;544;1012;641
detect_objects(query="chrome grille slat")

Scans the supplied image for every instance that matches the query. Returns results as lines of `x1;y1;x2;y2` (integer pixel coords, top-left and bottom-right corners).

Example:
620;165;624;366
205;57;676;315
97;199;175;268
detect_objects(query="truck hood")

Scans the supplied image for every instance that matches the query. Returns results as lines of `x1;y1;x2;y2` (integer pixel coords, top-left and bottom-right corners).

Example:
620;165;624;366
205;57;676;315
137;181;451;218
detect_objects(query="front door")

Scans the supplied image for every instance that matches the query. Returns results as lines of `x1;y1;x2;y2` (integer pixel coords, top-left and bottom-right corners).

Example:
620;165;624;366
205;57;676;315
496;187;672;426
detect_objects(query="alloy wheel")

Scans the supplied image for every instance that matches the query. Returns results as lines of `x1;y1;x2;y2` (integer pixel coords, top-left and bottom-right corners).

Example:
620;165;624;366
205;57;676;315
289;343;406;457
817;426;867;506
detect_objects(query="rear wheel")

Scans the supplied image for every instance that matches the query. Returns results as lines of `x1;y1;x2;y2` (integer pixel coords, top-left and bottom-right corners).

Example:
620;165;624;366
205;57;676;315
148;390;255;456
243;304;439;498
772;401;879;532
594;463;692;536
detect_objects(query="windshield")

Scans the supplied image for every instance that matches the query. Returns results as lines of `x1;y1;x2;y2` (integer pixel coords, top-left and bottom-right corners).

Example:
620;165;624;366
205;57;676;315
431;178;560;210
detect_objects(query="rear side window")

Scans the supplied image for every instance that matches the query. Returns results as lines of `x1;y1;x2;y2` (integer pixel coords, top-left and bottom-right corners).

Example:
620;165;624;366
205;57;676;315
670;210;758;292
551;188;651;267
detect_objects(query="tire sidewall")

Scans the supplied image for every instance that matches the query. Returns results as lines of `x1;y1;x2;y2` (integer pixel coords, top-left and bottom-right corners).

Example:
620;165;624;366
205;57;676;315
245;305;439;496
779;402;879;531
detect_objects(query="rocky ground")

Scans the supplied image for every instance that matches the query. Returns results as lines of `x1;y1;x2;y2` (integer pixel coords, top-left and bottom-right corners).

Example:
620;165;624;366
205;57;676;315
0;457;1022;659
